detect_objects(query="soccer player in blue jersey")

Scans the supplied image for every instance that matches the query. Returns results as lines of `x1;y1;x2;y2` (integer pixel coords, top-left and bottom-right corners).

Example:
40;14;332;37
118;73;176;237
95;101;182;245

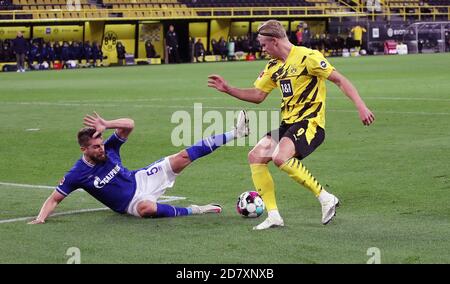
29;111;249;224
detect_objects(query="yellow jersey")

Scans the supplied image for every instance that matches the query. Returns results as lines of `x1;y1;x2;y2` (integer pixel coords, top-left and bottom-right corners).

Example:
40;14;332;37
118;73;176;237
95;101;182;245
254;46;334;129
351;26;366;42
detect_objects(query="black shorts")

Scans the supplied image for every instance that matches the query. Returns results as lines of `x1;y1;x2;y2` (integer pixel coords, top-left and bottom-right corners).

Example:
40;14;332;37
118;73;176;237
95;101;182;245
266;120;325;160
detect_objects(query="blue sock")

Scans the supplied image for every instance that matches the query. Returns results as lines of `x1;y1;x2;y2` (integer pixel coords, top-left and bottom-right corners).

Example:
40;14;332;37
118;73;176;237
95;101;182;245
155;203;191;218
186;131;235;162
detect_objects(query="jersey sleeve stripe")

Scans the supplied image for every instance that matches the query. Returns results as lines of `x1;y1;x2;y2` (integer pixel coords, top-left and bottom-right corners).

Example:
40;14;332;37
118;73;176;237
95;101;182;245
55;187;69;196
114;132;127;142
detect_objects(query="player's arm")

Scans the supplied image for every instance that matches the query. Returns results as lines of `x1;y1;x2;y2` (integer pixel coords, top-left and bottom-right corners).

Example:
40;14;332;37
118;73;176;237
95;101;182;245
208;74;269;104
327;70;375;126
28;191;66;224
83;112;135;140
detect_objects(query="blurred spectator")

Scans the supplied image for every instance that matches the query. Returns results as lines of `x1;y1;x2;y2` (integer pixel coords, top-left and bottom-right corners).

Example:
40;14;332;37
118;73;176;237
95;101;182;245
116;41;126;65
39;42;48;64
234;36;242;53
13;31;27;72
445;31;449;52
45;42;55;65
61;41;70;67
302;23;311;48
0;40;4;61
53;42;62;62
227;37;235;60
0;0;12;10
28;41;40;69
295;25;303;46
83;41;92;63
218;37;228;60
145;40;159;58
252;34;261;56
418;39;424;53
92;41;103;66
166;25;180;63
345;29;355;49
241;35;251;53
70;41;82;61
211;38;219;56
3;40;14;61
194;38;205;62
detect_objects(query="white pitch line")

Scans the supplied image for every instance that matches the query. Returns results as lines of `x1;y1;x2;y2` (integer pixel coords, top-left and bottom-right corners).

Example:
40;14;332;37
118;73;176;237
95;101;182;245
0;182;54;189
57;96;450;103
328;96;450;102
0;208;109;224
0;182;186;200
2;101;450;116
60;97;230;103
0;182;186;224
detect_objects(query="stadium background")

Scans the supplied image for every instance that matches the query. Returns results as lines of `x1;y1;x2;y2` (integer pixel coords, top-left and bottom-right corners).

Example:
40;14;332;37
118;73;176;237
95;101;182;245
0;0;449;67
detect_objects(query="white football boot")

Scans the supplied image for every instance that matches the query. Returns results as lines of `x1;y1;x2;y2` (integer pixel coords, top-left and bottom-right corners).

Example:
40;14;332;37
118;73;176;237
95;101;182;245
253;216;284;230
318;191;340;225
189;204;222;215
233;110;250;138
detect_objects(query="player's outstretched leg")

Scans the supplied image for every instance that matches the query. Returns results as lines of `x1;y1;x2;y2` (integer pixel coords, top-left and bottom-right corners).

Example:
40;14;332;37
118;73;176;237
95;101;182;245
155;203;222;217
233;109;250;138
186;110;249;162
137;201;222;218
170;110;249;175
189;204;222;214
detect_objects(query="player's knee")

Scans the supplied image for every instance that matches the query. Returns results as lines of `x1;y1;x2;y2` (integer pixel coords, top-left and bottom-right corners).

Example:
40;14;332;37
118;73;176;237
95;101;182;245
169;150;191;174
248;147;262;164
248;144;270;164
177;149;190;160
272;153;289;168
137;201;157;218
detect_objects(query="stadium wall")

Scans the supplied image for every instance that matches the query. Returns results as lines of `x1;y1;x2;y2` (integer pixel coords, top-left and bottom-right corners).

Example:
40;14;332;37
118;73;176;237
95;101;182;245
33;25;83;43
210;19;230;43
85;21;104;46
189;21;208;50
0;26;30;40
0;18;328;64
103;23;136;64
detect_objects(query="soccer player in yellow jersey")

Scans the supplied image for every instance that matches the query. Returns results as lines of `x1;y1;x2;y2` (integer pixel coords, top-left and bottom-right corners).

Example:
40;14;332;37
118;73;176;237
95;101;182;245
208;20;375;230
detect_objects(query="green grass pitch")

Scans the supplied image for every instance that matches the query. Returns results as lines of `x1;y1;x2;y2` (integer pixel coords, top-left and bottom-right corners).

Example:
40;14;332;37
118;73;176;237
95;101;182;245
0;53;449;263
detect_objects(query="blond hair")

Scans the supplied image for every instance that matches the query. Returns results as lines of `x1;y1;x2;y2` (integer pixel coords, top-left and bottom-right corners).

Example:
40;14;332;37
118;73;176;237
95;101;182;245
257;20;287;39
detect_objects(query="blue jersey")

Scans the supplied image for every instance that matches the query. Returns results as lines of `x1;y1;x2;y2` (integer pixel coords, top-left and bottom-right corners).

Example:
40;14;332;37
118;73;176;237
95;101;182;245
56;133;137;213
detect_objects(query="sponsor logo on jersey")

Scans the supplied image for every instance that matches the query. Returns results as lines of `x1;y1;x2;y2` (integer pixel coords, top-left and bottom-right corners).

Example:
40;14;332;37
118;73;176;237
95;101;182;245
94;164;121;189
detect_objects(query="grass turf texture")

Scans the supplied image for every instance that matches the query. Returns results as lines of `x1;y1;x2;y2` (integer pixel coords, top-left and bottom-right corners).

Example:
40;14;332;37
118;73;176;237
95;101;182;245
0;53;449;263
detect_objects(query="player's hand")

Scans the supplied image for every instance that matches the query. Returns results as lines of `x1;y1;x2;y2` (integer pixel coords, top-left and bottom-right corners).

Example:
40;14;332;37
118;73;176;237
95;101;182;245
208;74;229;93
28;219;45;225
358;105;375;126
83;111;106;138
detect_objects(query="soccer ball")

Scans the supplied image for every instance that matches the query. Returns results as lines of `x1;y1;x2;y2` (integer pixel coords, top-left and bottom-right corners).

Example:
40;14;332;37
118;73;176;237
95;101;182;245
236;191;265;218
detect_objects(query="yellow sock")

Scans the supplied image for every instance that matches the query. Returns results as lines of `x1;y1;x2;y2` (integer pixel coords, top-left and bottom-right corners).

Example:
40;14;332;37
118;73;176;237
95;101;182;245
250;164;278;211
279;157;323;197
